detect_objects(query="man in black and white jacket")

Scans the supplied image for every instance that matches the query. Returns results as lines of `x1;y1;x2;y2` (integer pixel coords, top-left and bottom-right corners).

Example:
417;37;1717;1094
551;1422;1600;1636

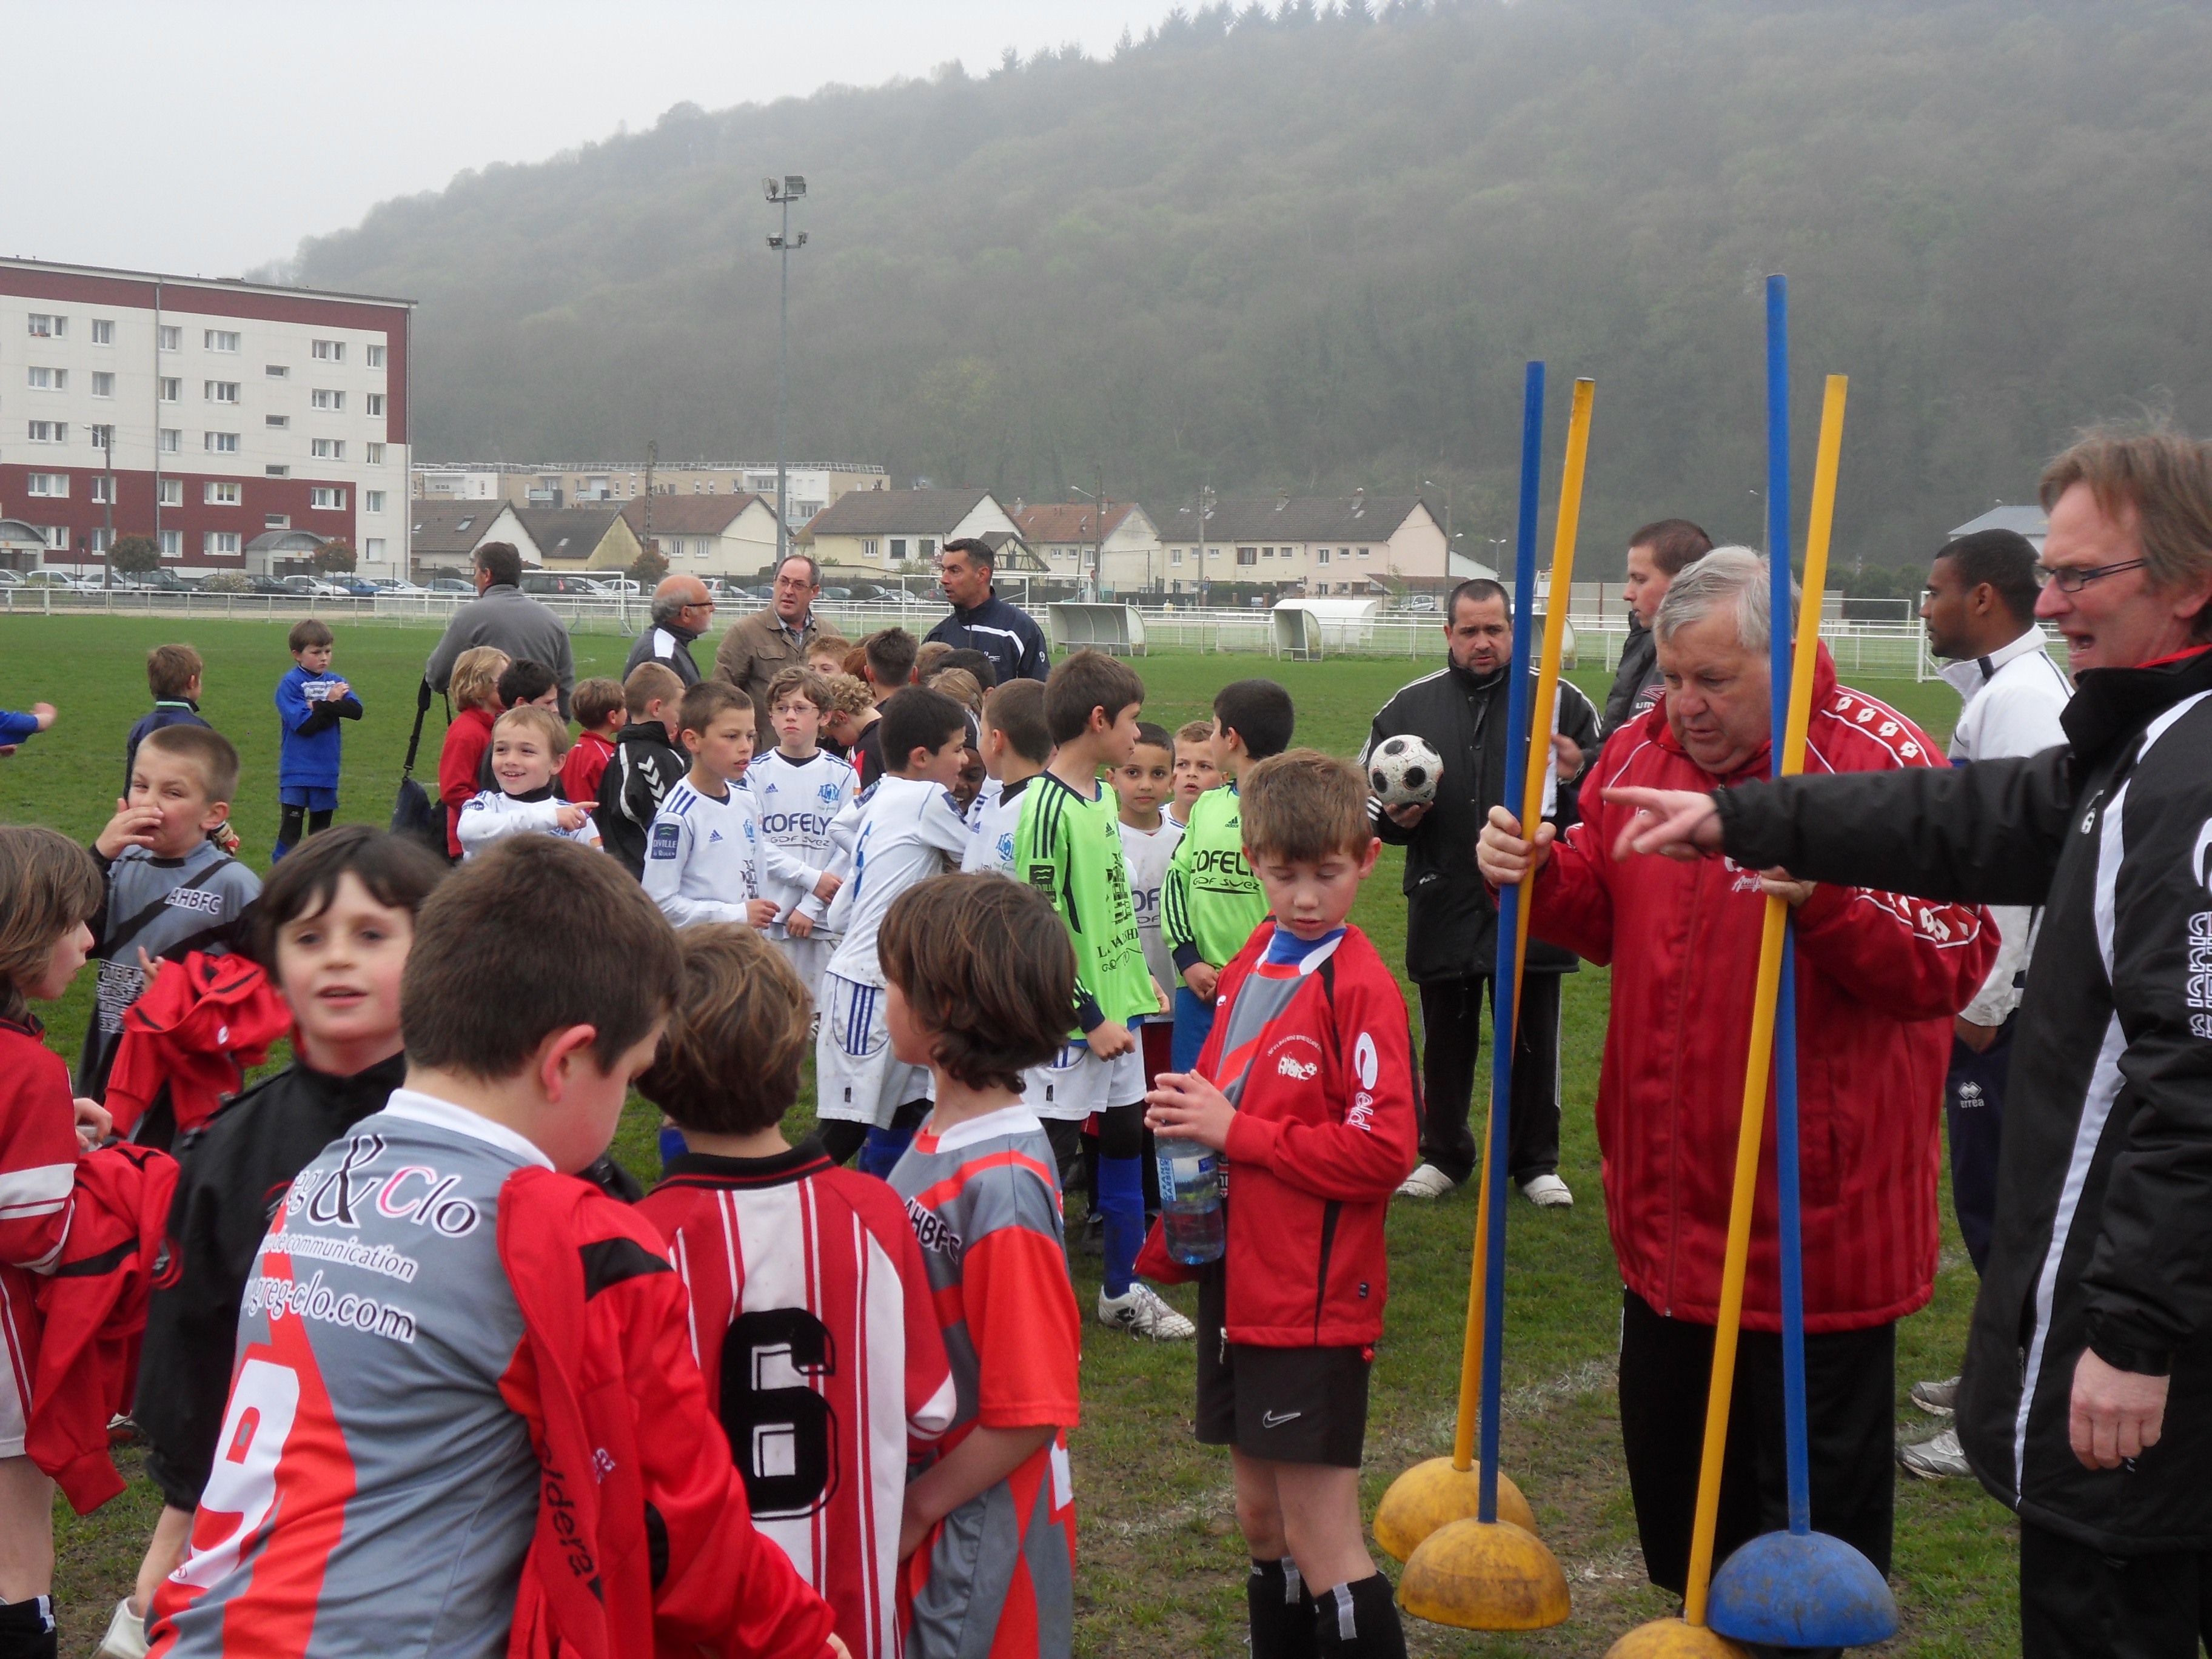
926;538;1049;685
1606;427;2212;1654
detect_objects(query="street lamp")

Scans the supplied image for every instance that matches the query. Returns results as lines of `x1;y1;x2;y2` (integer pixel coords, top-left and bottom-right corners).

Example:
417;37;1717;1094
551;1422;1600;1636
763;174;808;565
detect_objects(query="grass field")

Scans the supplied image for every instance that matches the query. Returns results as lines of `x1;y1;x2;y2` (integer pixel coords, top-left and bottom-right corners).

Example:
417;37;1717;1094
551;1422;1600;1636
0;614;2017;1657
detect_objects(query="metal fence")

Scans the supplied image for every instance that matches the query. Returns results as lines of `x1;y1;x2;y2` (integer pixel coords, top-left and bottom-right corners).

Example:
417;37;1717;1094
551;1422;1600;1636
0;583;1958;680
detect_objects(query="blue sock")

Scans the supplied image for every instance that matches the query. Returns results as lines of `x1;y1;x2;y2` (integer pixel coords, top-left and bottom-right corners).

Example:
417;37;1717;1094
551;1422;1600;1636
659;1125;688;1166
1099;1154;1145;1297
859;1125;915;1178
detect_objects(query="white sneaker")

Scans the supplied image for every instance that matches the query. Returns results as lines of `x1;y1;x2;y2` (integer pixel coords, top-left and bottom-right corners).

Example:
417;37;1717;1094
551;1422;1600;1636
1097;1282;1196;1341
1395;1163;1457;1199
1911;1375;1960;1416
98;1599;149;1659
1521;1173;1574;1208
1899;1426;1971;1480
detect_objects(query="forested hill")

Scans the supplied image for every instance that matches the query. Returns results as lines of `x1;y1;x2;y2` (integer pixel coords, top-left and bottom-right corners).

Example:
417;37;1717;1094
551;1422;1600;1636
293;0;2212;575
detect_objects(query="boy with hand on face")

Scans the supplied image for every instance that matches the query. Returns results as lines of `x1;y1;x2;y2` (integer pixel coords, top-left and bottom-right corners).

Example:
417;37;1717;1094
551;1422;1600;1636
456;707;600;857
1142;752;1419;1659
748;669;858;991
646;681;776;932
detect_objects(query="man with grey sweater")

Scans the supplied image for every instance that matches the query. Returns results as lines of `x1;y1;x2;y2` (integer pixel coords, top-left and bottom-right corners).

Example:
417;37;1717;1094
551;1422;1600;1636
423;543;575;719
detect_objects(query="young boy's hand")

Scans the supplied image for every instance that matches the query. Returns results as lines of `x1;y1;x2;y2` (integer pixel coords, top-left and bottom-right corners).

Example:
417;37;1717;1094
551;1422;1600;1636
72;1097;112;1152
212;820;241;856
31;703;56;731
1183;961;1219;1002
786;910;814;939
746;899;779;929
1145;1070;1236;1151
555;803;590;831
812;870;843;901
1086;1019;1136;1061
96;798;163;859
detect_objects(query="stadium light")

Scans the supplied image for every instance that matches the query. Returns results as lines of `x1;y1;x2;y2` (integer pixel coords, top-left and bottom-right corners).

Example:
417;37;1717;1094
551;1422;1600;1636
764;175;811;562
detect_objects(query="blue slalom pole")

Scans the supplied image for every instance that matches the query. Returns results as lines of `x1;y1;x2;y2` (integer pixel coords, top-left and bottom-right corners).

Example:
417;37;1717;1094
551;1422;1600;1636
1478;360;1545;1525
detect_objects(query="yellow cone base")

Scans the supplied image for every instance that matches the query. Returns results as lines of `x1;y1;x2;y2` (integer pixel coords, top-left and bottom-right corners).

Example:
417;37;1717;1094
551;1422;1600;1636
1375;1458;1540;1561
1398;1518;1570;1631
1603;1617;1752;1658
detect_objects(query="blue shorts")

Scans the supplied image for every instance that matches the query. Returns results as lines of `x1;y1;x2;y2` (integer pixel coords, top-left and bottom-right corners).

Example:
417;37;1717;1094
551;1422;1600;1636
280;785;338;811
1171;985;1216;1072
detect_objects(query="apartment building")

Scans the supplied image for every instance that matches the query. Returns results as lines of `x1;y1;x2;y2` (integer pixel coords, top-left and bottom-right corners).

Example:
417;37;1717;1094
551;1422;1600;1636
0;258;411;574
414;458;888;530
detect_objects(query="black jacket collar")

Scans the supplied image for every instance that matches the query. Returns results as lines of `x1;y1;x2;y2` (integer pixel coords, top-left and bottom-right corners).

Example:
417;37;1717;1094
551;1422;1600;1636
2061;645;2212;778
657;1133;834;1190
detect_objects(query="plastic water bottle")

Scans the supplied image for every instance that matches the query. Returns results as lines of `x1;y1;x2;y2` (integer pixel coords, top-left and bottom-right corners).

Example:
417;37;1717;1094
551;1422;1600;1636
1155;1136;1225;1265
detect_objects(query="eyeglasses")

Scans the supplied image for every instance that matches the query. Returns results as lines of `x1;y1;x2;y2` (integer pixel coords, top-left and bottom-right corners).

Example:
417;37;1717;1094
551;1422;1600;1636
2034;558;2148;593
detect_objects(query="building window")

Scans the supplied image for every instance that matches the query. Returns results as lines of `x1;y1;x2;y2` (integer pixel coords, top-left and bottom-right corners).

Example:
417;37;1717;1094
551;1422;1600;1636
87;528;113;555
158;377;179;403
1259;546;1273;559
158;429;180;453
26;421;65;443
265;514;290;529
91;372;115;398
90;476;113;504
25;474;67;498
204;531;241;556
862;539;880;560
266;464;289;478
27;314;64;338
1316;546;1330;565
1236;547;1258;566
1170;547;1184;565
90;424;114;451
364;443;385;464
310;438;344;460
158;325;180;351
364;490;386;514
311;389;343;411
38;527;67;552
1207;546;1221;560
158;478;182;506
920;538;936;559
890;538;907;560
365;344;386;369
364;393;385;417
311;487;347;510
266;414;290;429
204;330;239;353
206;431;240;453
206;481;241;505
1355;546;1368;559
91;319;115;346
159;529;181;559
27;367;64;390
364;537;387;562
265;364;289;378
206;380;240;403
312;340;344;362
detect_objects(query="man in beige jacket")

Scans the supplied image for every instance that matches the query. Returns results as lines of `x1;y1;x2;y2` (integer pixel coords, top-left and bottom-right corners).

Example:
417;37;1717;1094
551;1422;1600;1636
714;554;823;744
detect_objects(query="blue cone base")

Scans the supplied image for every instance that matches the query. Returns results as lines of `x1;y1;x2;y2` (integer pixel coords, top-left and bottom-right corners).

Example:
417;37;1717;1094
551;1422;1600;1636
1707;1529;1898;1649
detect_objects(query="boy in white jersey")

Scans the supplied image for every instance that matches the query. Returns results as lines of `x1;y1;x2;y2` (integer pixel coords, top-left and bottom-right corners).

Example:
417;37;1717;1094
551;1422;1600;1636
455;706;602;859
645;680;775;931
813;686;973;1174
748;668;857;995
961;680;1050;878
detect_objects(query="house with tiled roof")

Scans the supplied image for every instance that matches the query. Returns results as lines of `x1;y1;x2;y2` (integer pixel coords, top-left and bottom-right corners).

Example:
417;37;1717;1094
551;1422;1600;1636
618;492;782;579
1010;500;1162;590
409;500;540;578
1145;492;1447;597
513;506;643;572
802;487;1023;575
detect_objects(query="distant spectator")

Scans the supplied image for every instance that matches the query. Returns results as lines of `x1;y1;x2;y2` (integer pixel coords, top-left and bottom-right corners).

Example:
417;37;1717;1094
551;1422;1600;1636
273;618;362;862
1603;519;1714;735
624;575;715;686
714;553;822;745
423;541;575;719
560;677;628;805
925;537;1049;685
126;644;210;790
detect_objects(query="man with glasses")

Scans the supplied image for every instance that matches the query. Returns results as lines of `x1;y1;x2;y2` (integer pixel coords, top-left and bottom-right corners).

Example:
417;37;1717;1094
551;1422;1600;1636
1596;427;2212;1654
925;538;1049;685
715;554;824;745
624;574;717;686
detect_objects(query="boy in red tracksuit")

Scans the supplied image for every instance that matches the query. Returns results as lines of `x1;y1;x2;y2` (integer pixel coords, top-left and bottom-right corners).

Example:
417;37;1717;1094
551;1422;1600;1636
1142;751;1418;1659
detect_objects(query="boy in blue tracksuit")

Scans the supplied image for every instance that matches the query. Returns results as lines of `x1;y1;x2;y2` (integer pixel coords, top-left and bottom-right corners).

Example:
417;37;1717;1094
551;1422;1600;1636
273;617;362;859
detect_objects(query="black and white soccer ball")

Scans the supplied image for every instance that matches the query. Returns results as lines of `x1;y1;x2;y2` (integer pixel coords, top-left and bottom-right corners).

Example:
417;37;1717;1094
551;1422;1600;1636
1368;735;1443;808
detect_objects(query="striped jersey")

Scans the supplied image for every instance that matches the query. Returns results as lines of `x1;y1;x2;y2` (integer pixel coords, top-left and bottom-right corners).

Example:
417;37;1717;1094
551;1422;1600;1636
961;777;1028;878
643;777;760;928
1116;816;1185;1004
748;748;860;935
639;1143;956;1659
890;1107;1080;1659
822;777;971;990
1162;783;1266;974
1012;773;1153;1034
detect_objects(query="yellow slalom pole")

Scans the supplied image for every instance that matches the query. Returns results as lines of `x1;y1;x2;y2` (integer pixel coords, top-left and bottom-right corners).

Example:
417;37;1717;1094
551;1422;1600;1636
1679;376;1848;1629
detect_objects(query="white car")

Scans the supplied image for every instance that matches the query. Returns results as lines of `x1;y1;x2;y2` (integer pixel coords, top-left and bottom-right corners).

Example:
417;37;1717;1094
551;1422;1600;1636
20;571;98;591
597;577;641;595
374;578;429;595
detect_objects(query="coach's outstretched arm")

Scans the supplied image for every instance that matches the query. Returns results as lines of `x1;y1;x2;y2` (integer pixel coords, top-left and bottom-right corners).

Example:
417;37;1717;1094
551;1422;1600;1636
1596;745;2077;909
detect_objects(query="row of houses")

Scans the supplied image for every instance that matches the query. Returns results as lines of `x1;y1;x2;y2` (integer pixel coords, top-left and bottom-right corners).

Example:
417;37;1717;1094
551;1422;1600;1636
417;483;1456;598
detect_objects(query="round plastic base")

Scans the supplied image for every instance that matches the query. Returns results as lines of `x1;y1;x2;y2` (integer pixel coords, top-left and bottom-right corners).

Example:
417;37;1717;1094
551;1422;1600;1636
1602;1617;1752;1658
1374;1458;1538;1562
1398;1518;1570;1631
1706;1529;1899;1649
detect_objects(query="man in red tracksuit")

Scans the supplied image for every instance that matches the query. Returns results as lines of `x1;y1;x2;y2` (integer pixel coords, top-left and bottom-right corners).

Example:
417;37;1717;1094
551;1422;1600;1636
1144;751;1419;1659
1477;548;1995;1600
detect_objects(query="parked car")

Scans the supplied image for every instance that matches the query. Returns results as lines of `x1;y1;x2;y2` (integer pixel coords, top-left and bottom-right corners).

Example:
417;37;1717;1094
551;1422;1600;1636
0;571;22;589
597;577;641;595
249;576;296;595
521;572;612;597
372;578;428;595
427;578;475;594
20;571;96;591
819;586;852;600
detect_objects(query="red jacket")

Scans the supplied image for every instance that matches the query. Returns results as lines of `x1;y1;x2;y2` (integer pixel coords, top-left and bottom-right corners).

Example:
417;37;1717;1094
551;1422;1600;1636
1139;923;1418;1347
104;952;290;1140
1528;650;1995;1332
28;1142;178;1512
559;729;616;809
494;1166;837;1659
440;705;498;857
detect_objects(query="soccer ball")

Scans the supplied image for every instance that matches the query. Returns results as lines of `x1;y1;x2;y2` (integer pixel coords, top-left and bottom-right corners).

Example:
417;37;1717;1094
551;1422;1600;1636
1368;735;1443;808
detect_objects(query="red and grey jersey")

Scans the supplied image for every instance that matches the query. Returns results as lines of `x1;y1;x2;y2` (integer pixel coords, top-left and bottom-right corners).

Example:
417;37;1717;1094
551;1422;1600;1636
639;1143;956;1659
890;1107;1081;1659
150;1090;554;1659
0;1018;84;1460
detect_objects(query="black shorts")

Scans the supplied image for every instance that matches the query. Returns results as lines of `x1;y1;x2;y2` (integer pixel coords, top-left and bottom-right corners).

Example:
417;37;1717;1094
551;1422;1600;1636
1195;1267;1372;1467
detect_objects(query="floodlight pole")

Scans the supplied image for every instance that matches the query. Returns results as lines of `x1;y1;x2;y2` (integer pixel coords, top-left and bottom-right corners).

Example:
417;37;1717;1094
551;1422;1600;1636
764;174;809;565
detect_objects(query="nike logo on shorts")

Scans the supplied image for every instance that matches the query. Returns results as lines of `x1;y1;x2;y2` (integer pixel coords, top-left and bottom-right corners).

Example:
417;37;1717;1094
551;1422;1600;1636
1261;1409;1302;1429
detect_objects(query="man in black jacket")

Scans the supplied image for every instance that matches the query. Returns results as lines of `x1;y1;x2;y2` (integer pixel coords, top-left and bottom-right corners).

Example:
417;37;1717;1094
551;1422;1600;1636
1597;428;2212;1655
926;538;1050;685
1602;518;1713;735
1361;577;1598;1207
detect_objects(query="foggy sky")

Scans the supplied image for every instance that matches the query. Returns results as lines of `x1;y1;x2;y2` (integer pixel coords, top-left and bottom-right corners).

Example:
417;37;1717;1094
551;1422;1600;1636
7;0;1170;279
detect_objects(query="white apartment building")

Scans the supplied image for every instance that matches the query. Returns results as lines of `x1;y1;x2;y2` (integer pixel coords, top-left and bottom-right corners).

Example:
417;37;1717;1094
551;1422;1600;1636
0;258;412;574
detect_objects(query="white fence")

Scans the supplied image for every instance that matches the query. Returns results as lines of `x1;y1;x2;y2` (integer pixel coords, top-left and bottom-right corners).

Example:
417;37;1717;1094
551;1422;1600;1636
0;583;1952;679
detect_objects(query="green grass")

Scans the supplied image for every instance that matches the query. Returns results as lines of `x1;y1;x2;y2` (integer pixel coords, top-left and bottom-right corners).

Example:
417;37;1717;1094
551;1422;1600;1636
0;615;2011;1656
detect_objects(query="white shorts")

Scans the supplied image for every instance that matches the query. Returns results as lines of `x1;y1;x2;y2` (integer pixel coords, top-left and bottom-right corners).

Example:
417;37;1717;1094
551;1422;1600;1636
0;1272;31;1457
1021;1040;1146;1122
816;973;931;1127
774;932;833;1002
